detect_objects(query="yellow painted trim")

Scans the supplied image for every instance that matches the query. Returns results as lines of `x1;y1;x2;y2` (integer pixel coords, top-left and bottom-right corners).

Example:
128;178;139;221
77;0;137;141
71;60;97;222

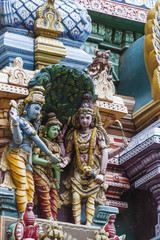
133;99;160;131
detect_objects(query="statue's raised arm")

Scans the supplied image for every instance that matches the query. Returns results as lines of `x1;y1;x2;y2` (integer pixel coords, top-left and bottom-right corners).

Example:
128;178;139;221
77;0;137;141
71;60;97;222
0;86;59;216
9;100;23;145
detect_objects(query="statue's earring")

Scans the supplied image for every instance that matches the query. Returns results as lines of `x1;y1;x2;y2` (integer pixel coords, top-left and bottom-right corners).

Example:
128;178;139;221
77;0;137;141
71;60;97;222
76;121;80;128
23;103;28;115
91;122;94;128
44;128;47;137
23;110;27;115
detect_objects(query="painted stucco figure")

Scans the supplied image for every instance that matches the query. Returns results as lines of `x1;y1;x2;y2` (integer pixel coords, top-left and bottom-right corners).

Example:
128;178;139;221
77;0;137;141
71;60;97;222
13;202;43;240
33;112;66;220
0;86;59;214
104;214;126;240
60;93;109;225
60;93;128;225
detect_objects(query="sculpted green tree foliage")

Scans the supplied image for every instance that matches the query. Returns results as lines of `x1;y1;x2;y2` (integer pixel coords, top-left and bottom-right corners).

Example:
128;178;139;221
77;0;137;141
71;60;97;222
29;64;96;124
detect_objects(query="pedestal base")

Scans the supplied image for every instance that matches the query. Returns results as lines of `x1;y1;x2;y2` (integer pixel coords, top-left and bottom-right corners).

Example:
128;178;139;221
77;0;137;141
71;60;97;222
0;188;18;218
92;205;119;228
0;216;100;240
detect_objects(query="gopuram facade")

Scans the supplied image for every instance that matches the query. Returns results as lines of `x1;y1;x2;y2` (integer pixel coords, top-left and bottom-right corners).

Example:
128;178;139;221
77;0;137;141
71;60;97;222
0;0;159;239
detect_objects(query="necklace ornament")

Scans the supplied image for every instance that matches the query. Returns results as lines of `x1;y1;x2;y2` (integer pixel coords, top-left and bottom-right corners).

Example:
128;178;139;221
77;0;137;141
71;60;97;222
74;127;97;173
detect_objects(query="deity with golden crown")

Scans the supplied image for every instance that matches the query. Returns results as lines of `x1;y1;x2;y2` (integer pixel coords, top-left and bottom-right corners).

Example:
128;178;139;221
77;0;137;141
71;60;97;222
0;86;59;215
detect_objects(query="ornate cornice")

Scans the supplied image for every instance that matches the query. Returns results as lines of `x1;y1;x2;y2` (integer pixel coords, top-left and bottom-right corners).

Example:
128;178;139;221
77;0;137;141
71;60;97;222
108;199;128;209
97;97;128;127
120;127;160;165
107;181;130;189
119;120;160;193
0;84;28;98
74;0;148;23
135;167;160;188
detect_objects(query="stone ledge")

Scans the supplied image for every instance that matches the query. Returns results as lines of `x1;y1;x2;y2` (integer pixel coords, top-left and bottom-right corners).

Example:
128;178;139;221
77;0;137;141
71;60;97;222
0;216;100;240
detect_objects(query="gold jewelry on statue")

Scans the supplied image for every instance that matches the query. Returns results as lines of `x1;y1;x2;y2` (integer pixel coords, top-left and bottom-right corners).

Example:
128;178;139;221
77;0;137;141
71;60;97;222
57;139;63;143
74;127;97;172
24;86;45;106
77;130;92;144
23;125;30;129
66;146;73;154
23;137;33;142
12;123;19;127
30;130;37;136
76;129;92;154
23;110;27;115
90;122;94;128
46;112;62;127
47;152;52;156
78;107;93;115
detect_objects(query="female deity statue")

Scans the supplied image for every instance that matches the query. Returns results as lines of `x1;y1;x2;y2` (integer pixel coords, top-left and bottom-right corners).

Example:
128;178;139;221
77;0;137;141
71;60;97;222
60;93;128;226
32;113;66;220
0;86;59;215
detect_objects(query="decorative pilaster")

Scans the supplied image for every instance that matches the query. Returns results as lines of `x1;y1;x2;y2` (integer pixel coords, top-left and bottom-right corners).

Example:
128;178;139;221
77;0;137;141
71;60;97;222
34;0;66;69
120;119;160;239
92;205;119;228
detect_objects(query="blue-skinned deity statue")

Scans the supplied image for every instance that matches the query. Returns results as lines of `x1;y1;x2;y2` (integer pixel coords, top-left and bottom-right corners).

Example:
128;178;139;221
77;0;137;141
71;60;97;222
0;86;59;214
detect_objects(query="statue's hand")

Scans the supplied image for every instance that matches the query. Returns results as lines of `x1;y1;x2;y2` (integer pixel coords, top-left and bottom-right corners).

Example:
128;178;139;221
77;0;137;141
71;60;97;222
51;163;63;172
49;154;60;164
95;174;104;184
122;137;128;147
59;157;69;168
58;124;67;140
120;137;128;151
9;106;19;123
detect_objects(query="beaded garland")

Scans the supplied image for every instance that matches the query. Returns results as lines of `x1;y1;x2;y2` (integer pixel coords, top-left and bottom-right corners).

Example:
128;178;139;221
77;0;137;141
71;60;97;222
74;127;97;173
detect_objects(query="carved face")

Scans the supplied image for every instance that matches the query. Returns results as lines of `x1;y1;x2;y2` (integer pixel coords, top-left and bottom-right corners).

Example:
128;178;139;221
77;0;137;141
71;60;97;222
79;113;92;129
47;125;60;139
27;103;42;120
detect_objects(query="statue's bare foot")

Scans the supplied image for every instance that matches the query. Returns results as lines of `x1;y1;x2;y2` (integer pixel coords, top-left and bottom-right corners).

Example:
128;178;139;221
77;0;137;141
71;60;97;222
86;221;92;226
75;222;81;225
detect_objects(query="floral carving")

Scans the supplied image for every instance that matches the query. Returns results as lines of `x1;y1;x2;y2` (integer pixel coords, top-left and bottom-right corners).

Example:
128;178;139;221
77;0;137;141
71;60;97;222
8;57;30;87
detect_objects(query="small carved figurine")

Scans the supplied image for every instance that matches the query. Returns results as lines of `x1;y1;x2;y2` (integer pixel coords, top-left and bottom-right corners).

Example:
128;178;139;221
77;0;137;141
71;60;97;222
87;50;115;102
0;86;59;215
104;214;126;240
38;222;64;240
14;202;43;240
95;229;109;240
33;113;66;220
